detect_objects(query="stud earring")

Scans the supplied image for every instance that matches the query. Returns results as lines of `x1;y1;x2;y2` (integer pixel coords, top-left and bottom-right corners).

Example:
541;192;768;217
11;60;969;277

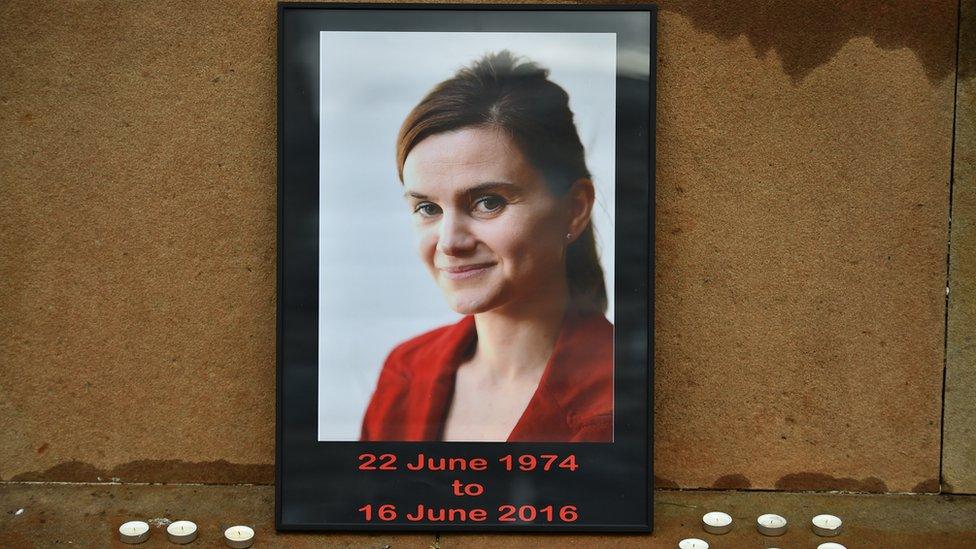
566;233;573;240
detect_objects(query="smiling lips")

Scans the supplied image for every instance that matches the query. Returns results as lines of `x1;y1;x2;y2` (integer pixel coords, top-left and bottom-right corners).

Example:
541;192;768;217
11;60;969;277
439;263;496;280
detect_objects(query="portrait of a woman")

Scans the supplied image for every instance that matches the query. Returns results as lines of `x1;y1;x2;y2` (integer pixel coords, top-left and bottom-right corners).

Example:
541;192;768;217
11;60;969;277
360;50;613;443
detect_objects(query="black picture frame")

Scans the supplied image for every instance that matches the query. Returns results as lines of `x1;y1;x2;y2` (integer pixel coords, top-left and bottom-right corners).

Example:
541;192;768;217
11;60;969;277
277;2;656;532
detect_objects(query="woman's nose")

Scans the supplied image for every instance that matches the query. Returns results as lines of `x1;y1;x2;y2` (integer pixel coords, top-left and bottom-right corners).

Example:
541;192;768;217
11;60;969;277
436;212;476;256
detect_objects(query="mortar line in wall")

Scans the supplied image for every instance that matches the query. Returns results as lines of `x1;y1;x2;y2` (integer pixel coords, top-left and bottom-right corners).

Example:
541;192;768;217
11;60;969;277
0;480;264;487
938;0;964;495
3;480;974;499
652;486;962;496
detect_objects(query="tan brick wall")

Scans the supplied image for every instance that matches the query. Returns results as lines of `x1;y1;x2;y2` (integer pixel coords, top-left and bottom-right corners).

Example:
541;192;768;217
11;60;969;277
0;0;966;493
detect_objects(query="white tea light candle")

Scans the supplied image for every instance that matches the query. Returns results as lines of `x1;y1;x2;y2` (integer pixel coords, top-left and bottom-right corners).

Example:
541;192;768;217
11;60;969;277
678;538;709;549
166;520;198;544
812;513;843;536
817;543;847;549
756;513;788;536
701;511;732;534
118;521;150;544
224;525;255;548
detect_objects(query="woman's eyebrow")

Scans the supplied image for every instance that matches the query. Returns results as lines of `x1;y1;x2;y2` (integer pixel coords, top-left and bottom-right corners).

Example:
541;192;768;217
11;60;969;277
464;181;520;196
404;181;519;201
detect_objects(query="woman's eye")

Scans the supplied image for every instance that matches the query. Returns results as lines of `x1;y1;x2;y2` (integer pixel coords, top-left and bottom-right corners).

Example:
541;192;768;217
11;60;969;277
414;202;441;217
474;195;506;214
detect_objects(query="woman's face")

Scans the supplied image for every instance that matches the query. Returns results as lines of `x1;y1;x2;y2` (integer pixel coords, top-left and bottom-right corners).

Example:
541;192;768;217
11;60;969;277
402;126;571;315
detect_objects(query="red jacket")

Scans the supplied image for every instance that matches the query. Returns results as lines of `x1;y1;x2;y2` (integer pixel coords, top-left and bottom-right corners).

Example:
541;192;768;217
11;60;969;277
360;311;613;442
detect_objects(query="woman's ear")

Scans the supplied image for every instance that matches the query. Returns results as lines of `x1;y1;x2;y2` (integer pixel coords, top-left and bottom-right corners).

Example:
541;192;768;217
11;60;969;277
566;178;596;241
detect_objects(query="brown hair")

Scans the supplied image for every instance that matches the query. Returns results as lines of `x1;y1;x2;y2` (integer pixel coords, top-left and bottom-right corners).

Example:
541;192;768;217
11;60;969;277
395;50;607;314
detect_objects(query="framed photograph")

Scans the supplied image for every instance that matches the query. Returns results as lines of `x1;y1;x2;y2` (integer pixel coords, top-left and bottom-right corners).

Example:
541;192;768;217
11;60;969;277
277;2;655;532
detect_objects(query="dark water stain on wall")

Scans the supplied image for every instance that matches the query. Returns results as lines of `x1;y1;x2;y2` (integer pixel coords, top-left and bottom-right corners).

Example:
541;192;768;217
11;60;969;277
712;474;752;490
664;0;957;83
776;472;889;492
962;0;976;80
912;478;941;493
9;459;273;485
654;475;680;489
